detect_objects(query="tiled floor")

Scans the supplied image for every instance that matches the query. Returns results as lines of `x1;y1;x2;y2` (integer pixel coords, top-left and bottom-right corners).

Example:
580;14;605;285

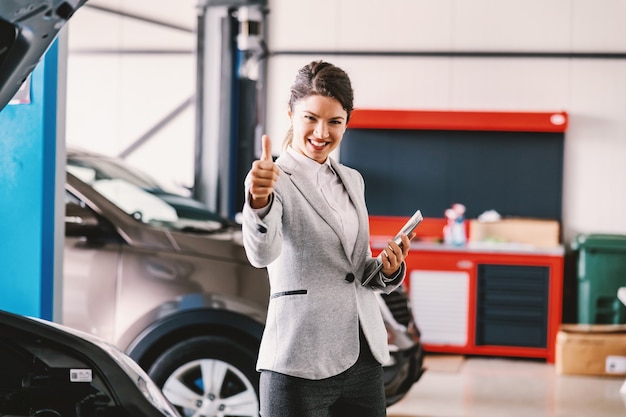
387;355;625;417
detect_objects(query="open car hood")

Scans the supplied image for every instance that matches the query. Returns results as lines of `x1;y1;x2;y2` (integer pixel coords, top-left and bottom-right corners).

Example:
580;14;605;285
0;0;87;109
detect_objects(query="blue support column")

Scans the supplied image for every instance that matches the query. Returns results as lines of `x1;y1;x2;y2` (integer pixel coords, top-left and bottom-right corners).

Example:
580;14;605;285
0;42;60;320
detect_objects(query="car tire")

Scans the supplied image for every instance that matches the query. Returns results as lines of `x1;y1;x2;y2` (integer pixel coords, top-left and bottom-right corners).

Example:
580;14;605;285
148;335;260;417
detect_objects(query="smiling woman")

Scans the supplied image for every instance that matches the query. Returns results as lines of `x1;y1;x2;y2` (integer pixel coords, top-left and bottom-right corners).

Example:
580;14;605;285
241;61;418;417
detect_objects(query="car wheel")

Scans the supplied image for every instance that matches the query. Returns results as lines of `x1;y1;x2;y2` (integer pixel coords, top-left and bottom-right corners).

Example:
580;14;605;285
148;335;260;417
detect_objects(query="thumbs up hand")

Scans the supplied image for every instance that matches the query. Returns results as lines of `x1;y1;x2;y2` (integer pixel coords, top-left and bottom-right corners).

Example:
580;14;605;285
249;135;279;209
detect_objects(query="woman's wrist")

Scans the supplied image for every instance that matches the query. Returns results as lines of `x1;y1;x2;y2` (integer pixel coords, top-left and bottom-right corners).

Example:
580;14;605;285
249;193;272;210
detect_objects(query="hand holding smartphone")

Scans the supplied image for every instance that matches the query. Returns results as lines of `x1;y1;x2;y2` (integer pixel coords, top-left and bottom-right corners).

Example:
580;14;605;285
362;210;423;286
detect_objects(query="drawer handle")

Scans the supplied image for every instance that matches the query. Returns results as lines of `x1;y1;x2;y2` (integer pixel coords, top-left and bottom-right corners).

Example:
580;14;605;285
457;260;473;269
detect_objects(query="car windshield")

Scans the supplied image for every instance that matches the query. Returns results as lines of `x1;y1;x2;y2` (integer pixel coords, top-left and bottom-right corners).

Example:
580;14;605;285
68;153;167;192
67;153;234;234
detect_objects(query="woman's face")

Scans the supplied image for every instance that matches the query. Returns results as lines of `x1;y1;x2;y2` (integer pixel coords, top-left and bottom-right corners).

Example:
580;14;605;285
289;94;348;164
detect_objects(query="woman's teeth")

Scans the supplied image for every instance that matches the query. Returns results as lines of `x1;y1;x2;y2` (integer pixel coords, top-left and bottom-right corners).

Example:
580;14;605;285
310;139;328;147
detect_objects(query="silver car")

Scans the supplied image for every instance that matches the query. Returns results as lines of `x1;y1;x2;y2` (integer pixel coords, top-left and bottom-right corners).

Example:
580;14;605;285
64;148;424;416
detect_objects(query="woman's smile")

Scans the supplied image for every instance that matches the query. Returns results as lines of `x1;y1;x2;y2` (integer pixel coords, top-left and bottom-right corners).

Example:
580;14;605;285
309;138;330;150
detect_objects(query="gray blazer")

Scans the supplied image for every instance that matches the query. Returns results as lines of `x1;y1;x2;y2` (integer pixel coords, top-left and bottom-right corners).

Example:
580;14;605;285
242;151;406;380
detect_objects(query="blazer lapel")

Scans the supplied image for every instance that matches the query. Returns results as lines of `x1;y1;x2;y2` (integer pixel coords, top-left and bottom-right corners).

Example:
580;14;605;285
330;159;370;265
276;153;350;257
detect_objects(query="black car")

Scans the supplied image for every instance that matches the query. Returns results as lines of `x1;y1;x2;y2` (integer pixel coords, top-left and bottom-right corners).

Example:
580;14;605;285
0;0;88;109
0;308;181;417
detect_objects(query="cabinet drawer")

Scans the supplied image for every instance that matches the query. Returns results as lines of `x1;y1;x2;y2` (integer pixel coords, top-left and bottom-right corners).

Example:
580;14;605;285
476;264;549;348
478;319;547;348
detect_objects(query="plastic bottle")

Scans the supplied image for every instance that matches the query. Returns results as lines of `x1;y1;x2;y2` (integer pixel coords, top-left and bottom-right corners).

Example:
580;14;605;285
451;216;466;246
443;208;456;245
450;204;467;246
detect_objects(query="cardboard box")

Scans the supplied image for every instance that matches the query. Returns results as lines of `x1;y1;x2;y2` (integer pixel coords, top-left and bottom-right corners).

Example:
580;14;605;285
469;218;560;248
556;324;626;376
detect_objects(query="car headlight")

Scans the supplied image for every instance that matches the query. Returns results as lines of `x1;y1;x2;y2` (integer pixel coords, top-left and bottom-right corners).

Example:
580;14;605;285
104;344;180;417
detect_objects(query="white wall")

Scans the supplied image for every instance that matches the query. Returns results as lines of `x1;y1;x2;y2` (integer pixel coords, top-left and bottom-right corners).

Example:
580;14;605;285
66;0;626;242
66;0;197;193
265;0;626;242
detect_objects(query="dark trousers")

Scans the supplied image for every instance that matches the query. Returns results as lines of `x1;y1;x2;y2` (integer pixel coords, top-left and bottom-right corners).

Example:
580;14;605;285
259;333;386;417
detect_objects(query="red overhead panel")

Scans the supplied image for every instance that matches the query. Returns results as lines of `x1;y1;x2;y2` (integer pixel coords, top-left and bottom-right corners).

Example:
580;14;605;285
349;109;568;132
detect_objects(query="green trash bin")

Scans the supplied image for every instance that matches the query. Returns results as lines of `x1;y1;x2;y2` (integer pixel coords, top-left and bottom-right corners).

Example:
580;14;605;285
571;233;626;324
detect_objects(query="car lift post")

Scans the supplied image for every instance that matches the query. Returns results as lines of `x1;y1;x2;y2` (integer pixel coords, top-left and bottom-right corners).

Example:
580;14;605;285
0;40;65;320
193;0;268;220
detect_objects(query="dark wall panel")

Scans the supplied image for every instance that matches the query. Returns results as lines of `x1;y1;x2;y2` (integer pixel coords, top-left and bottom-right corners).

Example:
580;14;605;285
340;129;564;220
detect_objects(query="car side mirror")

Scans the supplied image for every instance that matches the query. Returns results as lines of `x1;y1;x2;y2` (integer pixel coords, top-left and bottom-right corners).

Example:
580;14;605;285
65;202;105;238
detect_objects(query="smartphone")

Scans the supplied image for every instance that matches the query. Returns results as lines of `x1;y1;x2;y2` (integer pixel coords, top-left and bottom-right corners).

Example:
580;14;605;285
392;209;423;247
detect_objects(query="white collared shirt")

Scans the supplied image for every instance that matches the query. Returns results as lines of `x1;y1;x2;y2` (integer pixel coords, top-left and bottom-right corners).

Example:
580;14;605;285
286;147;359;258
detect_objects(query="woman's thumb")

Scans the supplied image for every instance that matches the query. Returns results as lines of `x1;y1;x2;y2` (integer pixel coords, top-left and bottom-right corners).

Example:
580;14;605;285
261;135;272;161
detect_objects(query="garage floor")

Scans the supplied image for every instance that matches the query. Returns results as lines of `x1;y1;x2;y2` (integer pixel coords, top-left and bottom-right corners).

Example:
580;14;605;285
387;354;624;417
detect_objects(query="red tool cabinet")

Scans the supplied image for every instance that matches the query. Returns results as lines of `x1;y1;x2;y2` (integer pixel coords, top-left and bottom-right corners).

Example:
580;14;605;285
370;216;564;363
